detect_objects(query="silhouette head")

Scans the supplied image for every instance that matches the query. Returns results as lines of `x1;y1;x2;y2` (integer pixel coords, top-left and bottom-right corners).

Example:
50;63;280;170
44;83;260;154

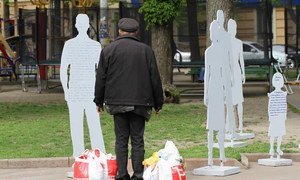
75;14;89;34
210;20;219;43
216;10;225;26
228;19;237;37
272;72;284;90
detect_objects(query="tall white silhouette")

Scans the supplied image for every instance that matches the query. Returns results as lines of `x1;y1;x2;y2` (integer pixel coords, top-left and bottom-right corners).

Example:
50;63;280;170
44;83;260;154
268;72;287;159
60;14;106;157
204;20;226;166
216;10;235;135
228;19;245;133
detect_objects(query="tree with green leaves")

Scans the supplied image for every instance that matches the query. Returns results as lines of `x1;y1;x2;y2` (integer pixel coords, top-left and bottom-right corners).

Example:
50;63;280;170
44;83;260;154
139;0;182;87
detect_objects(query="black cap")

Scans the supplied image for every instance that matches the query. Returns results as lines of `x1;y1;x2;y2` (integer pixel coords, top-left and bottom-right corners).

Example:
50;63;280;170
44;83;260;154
118;18;139;32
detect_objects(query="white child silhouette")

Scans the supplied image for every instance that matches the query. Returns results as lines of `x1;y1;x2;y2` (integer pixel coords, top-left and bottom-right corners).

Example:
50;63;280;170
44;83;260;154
268;72;287;159
60;14;106;157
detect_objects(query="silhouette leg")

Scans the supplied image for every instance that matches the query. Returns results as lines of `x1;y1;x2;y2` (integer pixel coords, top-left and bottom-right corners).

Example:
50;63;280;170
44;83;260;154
227;105;235;134
277;136;283;157
207;130;214;166
218;129;226;166
85;102;106;153
225;87;235;135
225;106;230;133
269;136;275;158
68;102;85;157
237;103;243;133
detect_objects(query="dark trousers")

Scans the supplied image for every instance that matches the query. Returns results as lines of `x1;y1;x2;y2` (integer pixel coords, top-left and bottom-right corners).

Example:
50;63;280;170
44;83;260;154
114;111;145;180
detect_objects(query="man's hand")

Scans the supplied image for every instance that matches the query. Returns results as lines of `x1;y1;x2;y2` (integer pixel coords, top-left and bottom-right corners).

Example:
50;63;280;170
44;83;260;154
155;107;161;114
96;106;104;115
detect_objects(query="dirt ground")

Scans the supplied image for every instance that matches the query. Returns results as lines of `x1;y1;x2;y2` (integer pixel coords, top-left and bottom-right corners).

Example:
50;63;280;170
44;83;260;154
1;79;300;148
0;80;65;104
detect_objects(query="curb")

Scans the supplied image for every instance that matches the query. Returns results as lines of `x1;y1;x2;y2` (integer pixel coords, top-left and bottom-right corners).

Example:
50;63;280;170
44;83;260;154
241;153;300;168
184;158;245;171
0;157;245;170
0;157;74;169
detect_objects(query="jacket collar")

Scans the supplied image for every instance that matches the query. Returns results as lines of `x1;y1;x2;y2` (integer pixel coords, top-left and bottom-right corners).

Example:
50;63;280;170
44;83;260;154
115;35;140;42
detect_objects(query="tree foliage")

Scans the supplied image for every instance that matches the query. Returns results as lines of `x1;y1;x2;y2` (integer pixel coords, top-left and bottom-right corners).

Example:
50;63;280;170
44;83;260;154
139;0;182;28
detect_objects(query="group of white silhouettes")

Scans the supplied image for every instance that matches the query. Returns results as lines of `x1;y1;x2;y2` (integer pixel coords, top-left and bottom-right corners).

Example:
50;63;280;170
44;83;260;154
204;9;288;168
60;12;289;176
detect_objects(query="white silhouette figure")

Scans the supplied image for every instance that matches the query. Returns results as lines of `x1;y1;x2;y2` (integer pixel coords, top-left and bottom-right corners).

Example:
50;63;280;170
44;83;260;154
228;19;245;133
204;20;226;167
216;10;235;136
268;72;287;159
60;14;106;157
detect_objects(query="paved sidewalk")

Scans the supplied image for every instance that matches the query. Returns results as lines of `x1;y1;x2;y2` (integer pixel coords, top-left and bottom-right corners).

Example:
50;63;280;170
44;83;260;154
187;162;300;180
0;162;299;180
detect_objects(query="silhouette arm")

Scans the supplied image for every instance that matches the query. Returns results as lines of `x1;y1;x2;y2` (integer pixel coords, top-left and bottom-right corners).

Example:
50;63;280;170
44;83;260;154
221;66;226;100
95;44;102;68
204;51;210;106
228;40;234;86
239;41;246;84
60;43;70;100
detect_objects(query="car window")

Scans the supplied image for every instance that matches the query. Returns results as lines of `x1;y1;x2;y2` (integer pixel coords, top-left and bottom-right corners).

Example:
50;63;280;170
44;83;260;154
251;43;264;51
243;44;252;52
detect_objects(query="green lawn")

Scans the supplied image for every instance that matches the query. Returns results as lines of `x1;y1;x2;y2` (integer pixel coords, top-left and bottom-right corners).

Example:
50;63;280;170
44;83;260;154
0;102;296;160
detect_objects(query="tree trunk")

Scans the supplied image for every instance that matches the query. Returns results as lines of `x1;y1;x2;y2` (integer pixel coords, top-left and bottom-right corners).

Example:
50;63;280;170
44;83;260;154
187;0;200;61
100;0;109;46
3;0;10;37
151;25;172;86
14;0;18;36
206;0;233;47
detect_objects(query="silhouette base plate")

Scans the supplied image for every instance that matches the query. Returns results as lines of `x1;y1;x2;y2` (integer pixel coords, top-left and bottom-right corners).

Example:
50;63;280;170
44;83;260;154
225;132;255;140
258;158;292;167
213;141;246;148
193;166;240;176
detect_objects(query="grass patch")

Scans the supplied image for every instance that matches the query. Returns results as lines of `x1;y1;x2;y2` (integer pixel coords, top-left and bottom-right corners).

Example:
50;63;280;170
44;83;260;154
0;102;296;160
284;69;298;79
288;103;300;114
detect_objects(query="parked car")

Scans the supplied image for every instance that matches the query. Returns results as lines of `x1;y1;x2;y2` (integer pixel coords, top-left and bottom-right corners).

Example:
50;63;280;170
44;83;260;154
243;41;289;67
174;42;290;68
272;44;299;68
174;49;191;63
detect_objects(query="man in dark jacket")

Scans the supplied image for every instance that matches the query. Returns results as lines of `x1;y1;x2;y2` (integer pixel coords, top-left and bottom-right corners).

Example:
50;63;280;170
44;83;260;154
94;18;164;180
